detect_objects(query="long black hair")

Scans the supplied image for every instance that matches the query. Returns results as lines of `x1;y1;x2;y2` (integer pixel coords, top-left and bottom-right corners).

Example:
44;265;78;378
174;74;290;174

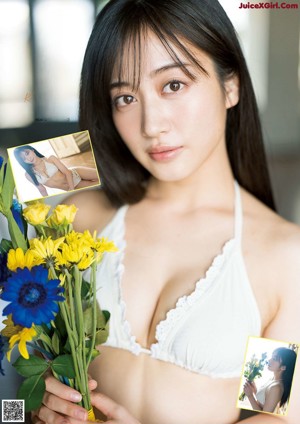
80;0;275;209
273;347;297;407
14;145;44;186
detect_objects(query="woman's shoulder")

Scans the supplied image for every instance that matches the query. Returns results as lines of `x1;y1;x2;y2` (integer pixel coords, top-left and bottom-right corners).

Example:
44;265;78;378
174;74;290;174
242;187;300;281
63;188;118;234
46;155;59;164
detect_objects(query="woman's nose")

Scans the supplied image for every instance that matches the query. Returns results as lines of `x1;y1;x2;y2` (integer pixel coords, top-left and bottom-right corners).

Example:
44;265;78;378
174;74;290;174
141;99;170;138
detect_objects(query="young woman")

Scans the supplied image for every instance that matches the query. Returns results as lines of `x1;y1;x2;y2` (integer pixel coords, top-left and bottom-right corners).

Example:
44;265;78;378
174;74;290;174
244;348;297;414
32;1;300;423
14;145;99;197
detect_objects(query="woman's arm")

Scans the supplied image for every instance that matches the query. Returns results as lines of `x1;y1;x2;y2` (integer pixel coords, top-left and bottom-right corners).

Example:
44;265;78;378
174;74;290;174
244;383;281;413
243;381;263;411
235;230;300;423
25;172;48;197
48;155;74;190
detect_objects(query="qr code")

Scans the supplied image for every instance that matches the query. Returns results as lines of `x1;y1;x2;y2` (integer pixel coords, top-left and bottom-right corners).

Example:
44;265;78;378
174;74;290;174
2;400;24;422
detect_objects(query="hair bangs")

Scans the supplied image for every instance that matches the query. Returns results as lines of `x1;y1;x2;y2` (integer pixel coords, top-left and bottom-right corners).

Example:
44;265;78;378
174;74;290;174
110;8;209;93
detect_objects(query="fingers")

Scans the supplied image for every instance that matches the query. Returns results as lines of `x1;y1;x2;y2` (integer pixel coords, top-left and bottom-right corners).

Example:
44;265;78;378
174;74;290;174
42;391;88;421
36;405;70;424
90;392;140;424
88;378;98;392
34;375;98;424
31;412;45;424
33;375;89;424
45;375;83;402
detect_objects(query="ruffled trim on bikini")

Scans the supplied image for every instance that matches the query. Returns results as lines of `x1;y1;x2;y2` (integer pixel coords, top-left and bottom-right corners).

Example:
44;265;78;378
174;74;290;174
154;238;236;345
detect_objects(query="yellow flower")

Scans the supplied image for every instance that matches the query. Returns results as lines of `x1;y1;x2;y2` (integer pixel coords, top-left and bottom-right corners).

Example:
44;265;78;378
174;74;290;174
1;315;22;338
65;230;81;244
7;248;43;271
7;326;37;361
55;251;69;268
48;204;78;226
23;203;51;225
81;231;118;262
60;241;94;270
30;236;65;268
82;231;117;251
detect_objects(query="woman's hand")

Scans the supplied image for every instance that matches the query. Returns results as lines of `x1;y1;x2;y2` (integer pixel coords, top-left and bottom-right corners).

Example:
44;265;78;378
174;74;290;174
89;392;141;424
31;375;140;424
243;380;257;398
32;374;96;424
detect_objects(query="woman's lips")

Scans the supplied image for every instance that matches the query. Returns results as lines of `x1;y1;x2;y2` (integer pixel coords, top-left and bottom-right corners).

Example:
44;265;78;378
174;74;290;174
148;146;183;162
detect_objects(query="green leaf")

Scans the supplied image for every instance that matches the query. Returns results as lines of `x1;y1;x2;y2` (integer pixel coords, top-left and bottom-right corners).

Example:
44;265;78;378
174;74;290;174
17;374;46;412
0;158;6;193
13;355;49;377
83;306;93;336
51;354;76;378
95;327;109;345
102;310;110;324
53;311;67;339
52;331;60;355
63;338;71;354
81;279;91;299
83;304;110;337
0;238;13;254
39;332;53;350
6;209;27;250
2;160;15;211
85;347;100;361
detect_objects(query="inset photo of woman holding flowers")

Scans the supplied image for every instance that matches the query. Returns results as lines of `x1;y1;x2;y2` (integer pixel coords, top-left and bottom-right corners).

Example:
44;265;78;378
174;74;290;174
237;336;298;416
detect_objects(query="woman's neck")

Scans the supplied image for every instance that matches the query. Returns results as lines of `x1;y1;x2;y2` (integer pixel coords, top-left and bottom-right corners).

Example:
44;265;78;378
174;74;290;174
146;159;234;212
273;371;284;381
33;157;44;167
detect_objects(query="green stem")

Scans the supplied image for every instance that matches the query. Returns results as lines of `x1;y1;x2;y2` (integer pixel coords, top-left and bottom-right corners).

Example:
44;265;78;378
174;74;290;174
60;301;84;399
65;269;78;346
50;263;84;403
87;260;97;366
73;266;90;411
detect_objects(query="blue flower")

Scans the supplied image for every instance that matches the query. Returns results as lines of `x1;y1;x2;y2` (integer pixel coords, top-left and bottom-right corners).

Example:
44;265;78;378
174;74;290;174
0;335;9;376
11;199;25;234
1;265;64;328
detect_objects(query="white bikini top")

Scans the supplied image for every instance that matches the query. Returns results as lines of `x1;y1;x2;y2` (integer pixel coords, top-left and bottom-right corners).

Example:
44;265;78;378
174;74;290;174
34;159;58;184
256;379;283;405
95;182;261;378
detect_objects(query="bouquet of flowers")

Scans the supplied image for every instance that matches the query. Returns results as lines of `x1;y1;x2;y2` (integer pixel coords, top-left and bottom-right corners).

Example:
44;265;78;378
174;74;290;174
239;351;268;401
0;156;117;420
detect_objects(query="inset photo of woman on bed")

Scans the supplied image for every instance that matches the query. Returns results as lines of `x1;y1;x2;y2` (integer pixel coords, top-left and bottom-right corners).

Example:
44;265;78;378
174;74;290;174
237;336;298;417
8;130;101;202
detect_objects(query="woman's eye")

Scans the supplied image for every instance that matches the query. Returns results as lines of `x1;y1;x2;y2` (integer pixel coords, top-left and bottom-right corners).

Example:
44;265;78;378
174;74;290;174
114;95;135;108
163;80;184;94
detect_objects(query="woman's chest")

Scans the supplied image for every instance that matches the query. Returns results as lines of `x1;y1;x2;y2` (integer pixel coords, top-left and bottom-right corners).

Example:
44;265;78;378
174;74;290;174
116;210;262;348
99;204;278;349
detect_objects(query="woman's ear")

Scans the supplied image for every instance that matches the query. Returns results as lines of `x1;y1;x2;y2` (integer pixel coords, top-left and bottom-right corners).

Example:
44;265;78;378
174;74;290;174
224;74;239;109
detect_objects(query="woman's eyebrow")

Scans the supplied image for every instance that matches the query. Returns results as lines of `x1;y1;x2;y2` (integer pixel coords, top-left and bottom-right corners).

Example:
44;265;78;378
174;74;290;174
150;62;190;76
110;62;191;90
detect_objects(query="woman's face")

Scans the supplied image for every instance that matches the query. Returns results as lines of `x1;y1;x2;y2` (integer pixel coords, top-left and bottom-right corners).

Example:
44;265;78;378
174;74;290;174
110;32;239;183
268;352;284;373
20;149;37;164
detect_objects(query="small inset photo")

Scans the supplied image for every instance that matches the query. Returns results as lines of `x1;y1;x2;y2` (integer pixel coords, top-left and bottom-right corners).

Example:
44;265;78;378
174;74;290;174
237;336;298;416
8;130;101;202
